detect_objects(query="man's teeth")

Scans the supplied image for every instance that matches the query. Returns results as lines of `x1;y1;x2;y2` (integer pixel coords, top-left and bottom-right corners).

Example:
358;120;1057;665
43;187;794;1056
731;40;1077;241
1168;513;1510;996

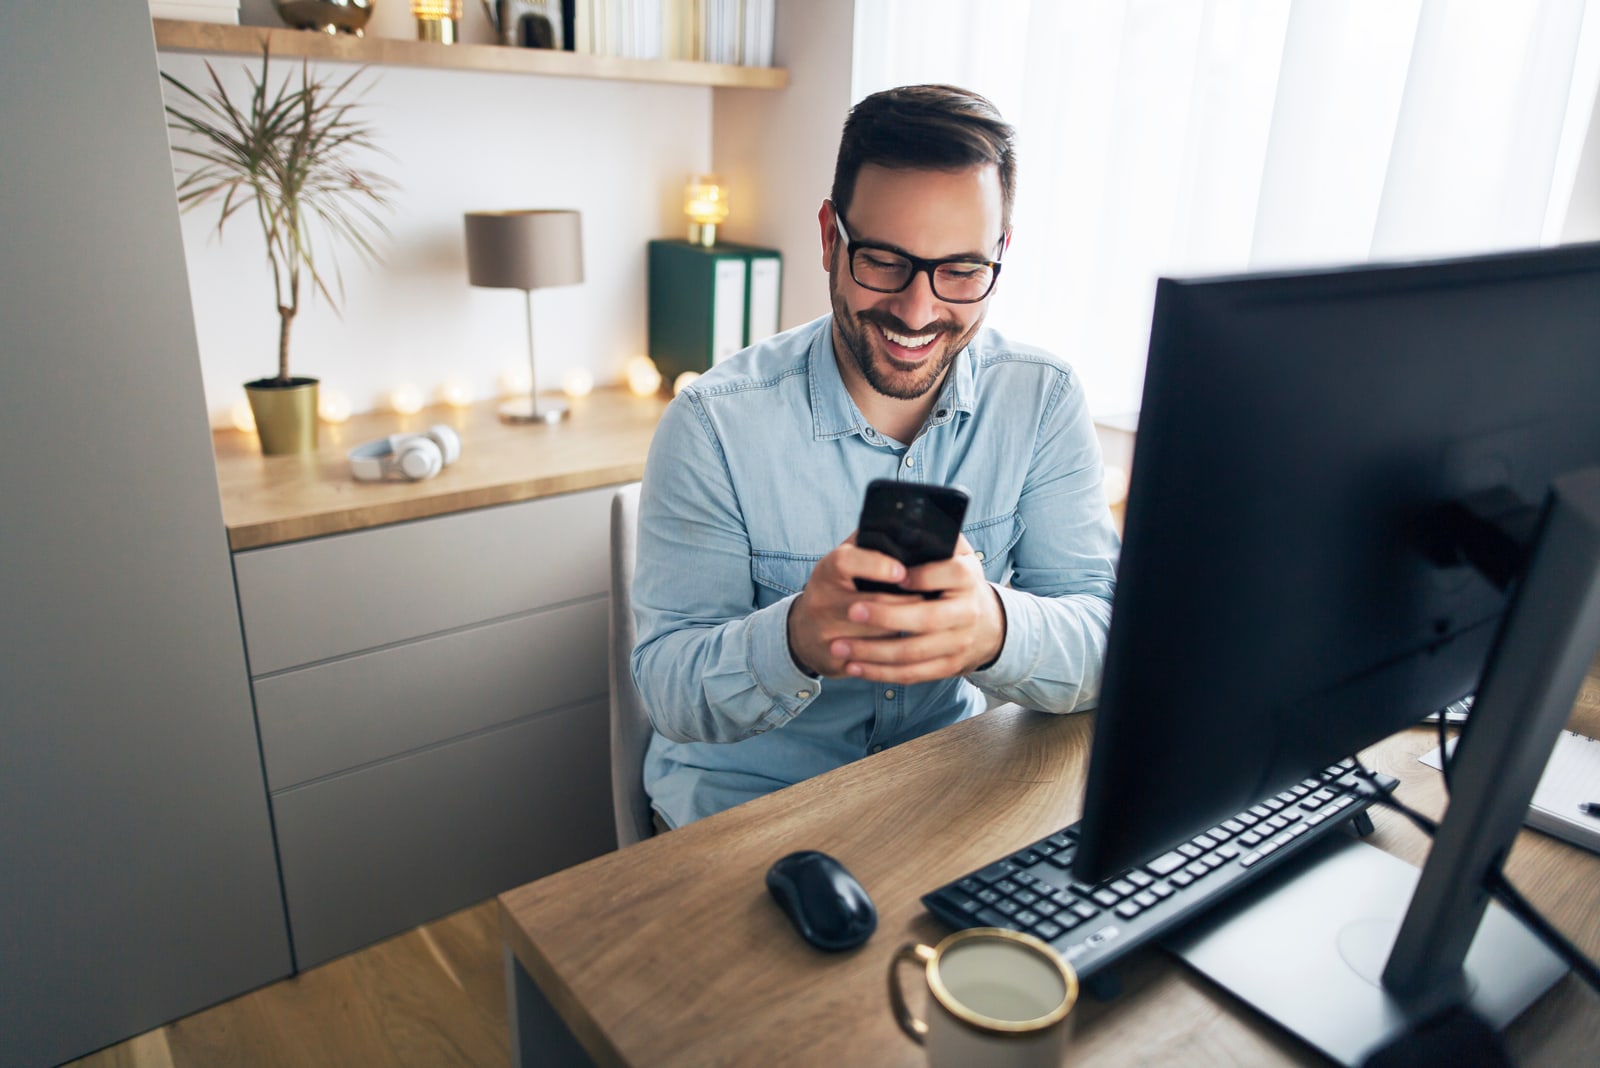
882;326;936;350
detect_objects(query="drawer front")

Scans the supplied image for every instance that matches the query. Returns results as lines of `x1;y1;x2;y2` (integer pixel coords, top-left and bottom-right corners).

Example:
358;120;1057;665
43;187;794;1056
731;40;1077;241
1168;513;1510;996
253;598;607;791
270;697;612;969
235;487;613;675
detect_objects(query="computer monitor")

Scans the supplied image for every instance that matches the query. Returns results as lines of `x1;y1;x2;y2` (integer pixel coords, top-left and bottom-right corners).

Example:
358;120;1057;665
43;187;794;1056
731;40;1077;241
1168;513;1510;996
1072;241;1600;1062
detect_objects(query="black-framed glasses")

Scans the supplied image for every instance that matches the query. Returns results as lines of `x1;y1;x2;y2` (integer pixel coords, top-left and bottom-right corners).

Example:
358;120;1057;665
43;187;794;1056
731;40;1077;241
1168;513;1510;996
832;208;1005;304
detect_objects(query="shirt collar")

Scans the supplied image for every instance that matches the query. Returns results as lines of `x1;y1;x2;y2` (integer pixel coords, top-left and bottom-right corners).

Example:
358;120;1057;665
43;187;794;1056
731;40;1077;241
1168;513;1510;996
808;319;979;441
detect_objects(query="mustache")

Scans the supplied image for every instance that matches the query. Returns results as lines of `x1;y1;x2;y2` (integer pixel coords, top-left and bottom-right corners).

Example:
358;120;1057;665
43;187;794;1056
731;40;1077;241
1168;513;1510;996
856;309;962;338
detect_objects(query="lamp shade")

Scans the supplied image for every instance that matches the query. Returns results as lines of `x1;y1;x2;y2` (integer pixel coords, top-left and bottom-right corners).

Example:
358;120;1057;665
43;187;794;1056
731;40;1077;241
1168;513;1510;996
464;210;584;290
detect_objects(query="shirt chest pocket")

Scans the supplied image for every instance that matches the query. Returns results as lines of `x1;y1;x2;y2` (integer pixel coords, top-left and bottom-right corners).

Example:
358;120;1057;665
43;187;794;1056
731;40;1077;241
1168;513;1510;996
750;551;822;609
964;511;1024;585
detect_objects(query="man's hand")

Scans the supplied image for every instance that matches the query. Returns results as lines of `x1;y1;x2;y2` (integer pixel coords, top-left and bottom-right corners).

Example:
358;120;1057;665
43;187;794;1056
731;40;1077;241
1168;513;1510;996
787;534;1006;683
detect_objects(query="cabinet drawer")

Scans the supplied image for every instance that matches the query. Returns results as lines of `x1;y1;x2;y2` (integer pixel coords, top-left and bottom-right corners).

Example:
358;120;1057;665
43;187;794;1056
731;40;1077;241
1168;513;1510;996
235;487;613;675
253;598;607;791
270;697;612;969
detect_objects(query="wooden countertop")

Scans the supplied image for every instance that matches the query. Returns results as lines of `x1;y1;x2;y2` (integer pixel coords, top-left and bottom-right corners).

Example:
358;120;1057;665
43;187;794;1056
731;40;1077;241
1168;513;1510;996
213;388;669;550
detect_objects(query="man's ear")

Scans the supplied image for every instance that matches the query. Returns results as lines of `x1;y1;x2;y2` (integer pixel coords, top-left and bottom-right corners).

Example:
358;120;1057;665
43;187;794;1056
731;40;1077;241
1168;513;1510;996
819;199;838;273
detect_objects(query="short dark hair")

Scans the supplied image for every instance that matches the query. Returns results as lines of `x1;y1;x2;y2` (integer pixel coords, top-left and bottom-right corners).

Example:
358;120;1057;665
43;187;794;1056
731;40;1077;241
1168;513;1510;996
830;84;1018;232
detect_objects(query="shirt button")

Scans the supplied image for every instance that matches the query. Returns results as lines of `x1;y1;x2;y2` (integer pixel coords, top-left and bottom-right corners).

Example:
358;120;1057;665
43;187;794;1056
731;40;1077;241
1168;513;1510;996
796;689;811;700
974;551;985;561
870;745;884;754
904;455;915;468
884;689;896;700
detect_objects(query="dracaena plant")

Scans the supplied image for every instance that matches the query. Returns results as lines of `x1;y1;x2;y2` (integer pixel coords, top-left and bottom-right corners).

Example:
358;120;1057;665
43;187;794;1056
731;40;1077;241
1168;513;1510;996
162;47;395;384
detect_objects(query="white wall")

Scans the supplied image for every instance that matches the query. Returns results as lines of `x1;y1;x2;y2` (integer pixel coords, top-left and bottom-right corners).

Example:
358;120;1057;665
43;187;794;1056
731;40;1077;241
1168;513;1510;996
170;4;715;425
713;0;857;331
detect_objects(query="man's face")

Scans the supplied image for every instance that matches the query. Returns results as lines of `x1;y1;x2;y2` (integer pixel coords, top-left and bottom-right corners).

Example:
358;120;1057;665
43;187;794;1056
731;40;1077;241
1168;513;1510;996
822;163;1006;402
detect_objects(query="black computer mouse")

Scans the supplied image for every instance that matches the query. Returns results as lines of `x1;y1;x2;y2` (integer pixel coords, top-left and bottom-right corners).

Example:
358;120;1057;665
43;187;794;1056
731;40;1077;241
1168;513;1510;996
765;850;877;951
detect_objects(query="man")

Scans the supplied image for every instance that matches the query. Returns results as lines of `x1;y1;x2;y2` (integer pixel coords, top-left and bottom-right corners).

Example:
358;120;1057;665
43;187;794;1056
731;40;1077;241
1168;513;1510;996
633;84;1119;829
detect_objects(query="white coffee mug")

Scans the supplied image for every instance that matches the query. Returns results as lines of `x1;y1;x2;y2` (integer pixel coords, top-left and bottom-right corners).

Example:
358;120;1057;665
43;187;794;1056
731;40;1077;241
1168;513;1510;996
889;927;1078;1068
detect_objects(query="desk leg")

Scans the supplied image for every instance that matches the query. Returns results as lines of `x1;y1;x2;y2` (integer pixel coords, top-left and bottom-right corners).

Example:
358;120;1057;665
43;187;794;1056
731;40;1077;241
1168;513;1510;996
504;945;596;1068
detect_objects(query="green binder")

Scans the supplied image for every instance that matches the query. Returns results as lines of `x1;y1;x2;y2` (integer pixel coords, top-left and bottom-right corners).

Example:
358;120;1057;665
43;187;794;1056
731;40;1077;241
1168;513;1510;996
648;239;783;384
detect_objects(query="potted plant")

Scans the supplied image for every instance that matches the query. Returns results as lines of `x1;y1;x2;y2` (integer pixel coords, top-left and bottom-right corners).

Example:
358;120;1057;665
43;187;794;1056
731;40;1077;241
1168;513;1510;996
162;47;394;454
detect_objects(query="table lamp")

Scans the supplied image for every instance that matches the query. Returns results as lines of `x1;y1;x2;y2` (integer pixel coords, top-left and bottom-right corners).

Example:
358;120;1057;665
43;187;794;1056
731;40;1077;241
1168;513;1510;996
464;209;584;424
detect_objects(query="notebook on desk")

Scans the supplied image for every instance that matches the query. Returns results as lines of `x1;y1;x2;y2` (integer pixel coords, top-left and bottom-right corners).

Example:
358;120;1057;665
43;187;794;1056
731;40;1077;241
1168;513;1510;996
1421;729;1600;854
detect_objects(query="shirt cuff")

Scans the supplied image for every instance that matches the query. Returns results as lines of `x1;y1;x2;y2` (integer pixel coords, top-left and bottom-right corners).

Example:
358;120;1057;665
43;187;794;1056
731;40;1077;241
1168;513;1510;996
969;583;1033;686
748;593;824;726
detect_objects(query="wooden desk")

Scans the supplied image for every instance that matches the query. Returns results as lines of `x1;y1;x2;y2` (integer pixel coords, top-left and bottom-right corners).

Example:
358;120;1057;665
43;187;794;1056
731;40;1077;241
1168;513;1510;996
501;687;1600;1066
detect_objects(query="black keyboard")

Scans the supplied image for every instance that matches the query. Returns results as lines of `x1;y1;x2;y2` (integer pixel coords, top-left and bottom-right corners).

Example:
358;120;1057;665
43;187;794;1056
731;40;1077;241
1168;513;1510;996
921;757;1399;980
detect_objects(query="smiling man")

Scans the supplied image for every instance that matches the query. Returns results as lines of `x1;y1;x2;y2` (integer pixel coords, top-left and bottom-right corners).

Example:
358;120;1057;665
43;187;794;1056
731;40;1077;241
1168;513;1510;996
632;85;1120;830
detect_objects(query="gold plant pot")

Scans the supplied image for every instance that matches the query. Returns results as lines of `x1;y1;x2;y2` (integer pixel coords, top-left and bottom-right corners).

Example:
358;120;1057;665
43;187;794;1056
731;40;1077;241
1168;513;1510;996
246;377;320;455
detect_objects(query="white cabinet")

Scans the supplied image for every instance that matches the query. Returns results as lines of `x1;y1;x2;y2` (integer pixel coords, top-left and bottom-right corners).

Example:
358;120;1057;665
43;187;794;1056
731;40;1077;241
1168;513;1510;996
233;487;618;967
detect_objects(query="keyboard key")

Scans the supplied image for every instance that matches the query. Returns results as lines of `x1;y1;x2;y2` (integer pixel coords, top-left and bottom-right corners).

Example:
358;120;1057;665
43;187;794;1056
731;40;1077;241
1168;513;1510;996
1236;810;1260;826
1046;851;1076;869
1115;901;1143;919
1178;843;1202;859
1169;870;1195;888
976;888;1001;905
1013;889;1039;906
995;880;1020;896
1150;881;1175;899
1110;879;1137;897
975;861;1019;884
1193;833;1218;850
1147;850;1187;876
1206;824;1234;842
1134;890;1158;908
1092;888;1121;908
956;877;983;895
1125;870;1155;888
996;900;1021;916
1034;900;1060;918
1221;818;1245;834
1184;860;1209;878
1015;910;1042;928
1012;871;1037;887
1239;851;1263;868
1015;850;1042;867
1072;902;1100;920
1036;920;1064;941
1249;804;1272;819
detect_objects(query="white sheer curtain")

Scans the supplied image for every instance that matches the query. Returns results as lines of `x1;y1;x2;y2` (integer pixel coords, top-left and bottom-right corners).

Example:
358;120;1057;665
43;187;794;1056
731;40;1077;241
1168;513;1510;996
852;0;1600;416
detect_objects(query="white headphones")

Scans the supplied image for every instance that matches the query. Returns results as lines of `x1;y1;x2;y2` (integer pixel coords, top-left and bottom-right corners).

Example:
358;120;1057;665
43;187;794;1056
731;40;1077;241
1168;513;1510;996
348;424;462;482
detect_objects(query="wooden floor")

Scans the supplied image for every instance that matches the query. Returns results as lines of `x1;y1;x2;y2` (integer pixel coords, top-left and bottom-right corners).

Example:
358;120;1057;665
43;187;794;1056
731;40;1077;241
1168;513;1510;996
65;901;510;1068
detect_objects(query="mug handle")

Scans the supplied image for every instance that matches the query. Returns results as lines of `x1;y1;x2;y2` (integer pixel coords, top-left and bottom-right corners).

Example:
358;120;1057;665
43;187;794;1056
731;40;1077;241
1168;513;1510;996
889;942;938;1043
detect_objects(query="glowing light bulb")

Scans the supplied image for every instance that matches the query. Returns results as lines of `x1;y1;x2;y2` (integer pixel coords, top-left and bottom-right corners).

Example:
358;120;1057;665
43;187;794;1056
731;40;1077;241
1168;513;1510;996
1103;464;1130;506
439;379;473;408
318;389;352;424
230;401;256;433
499;365;533;397
625;355;662;397
563;368;595;398
390;384;425;415
673;371;701;396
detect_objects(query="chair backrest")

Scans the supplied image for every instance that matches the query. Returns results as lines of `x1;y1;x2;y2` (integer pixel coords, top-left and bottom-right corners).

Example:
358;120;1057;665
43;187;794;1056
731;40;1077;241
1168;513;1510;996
609;482;655;848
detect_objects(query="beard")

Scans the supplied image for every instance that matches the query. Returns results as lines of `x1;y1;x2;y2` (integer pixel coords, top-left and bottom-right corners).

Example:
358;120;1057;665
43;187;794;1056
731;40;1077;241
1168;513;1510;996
829;260;984;401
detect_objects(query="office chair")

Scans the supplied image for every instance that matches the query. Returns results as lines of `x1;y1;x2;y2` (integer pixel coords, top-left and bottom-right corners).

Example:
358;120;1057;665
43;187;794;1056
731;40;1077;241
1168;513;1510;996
610;482;656;848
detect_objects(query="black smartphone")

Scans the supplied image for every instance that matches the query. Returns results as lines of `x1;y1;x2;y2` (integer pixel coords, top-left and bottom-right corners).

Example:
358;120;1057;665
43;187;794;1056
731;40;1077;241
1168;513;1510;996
853;479;971;597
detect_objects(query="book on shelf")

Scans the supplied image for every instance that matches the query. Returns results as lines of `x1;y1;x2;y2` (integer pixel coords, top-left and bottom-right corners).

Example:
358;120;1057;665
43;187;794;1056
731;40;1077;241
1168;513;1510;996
574;0;774;65
1421;728;1600;855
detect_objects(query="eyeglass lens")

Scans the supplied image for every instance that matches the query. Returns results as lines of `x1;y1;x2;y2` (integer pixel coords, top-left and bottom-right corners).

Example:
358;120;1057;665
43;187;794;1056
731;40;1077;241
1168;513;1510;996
850;247;996;303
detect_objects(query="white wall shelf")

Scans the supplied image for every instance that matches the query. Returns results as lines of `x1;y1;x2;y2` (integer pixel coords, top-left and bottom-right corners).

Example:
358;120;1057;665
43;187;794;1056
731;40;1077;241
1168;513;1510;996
153;17;787;90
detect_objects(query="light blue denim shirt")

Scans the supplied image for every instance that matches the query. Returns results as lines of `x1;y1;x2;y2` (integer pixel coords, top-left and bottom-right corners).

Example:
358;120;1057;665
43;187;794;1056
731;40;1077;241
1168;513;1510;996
635;315;1119;828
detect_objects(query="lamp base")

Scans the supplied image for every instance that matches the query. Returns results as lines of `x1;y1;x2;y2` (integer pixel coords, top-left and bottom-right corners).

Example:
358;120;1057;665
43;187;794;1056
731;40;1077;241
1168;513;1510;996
499;397;569;424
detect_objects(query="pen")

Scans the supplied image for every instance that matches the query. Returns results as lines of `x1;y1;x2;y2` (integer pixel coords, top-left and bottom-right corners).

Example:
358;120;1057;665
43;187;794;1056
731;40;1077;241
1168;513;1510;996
1582;802;1600;817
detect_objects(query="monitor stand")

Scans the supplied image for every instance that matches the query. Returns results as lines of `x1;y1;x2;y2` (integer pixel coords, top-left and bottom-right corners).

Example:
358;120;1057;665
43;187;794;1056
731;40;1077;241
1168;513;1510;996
1162;833;1564;1066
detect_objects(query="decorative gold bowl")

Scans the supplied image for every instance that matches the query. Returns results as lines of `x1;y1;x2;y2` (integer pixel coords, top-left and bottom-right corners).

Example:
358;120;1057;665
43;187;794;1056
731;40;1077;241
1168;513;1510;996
273;0;375;36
